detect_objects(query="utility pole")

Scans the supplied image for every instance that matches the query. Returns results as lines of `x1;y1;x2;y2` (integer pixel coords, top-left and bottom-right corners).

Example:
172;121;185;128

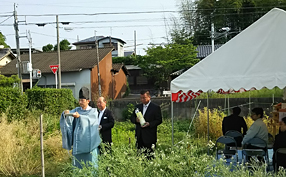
13;3;23;94
56;15;61;89
94;31;101;96
134;30;136;57
211;22;215;53
27;30;32;89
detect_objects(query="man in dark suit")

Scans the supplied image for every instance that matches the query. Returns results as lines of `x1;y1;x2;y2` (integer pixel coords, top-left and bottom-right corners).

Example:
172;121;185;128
273;117;286;171
222;107;247;147
131;90;162;159
97;97;115;145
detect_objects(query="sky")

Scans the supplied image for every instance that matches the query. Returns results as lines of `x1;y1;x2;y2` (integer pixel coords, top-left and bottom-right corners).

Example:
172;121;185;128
0;0;181;55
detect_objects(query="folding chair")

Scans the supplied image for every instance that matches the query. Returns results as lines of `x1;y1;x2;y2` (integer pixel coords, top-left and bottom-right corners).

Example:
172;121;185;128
215;136;238;162
225;130;243;148
242;137;269;171
275;148;286;172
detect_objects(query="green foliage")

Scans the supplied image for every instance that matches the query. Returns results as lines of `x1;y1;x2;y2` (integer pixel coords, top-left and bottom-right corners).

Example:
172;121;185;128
54;39;72;51
173;0;286;45
42;39;71;52
26;87;77;116
121;103;135;121
122;80;130;98
1;113;286;176
42;44;53;52
112;55;137;65
0;75;20;87
0;87;28;122
0;32;10;48
142;41;199;88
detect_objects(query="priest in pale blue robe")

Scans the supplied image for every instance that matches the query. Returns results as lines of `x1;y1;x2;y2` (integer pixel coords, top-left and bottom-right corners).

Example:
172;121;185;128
60;87;101;169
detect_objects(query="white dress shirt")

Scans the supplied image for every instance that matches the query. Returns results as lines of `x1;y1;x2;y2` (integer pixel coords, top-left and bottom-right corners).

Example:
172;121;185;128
143;101;151;116
98;107;106;124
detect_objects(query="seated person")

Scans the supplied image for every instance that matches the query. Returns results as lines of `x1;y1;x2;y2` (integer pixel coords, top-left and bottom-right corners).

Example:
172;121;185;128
273;117;286;171
242;107;268;161
222;107;247;147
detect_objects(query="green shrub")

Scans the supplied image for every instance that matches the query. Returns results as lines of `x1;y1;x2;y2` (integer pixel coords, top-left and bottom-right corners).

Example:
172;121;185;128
0;74;20;87
0;87;28;122
26;87;77;116
121;103;135;121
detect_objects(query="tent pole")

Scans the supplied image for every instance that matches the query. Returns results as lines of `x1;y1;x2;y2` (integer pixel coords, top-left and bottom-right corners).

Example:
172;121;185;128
228;95;230;115
249;92;251;116
224;95;227;112
187;100;201;136
171;96;174;146
207;91;209;155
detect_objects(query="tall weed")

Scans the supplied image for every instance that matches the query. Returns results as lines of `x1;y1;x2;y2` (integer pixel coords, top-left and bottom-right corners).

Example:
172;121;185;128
194;107;279;140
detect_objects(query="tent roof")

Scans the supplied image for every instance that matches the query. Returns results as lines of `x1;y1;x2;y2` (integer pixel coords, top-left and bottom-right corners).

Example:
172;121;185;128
171;8;286;98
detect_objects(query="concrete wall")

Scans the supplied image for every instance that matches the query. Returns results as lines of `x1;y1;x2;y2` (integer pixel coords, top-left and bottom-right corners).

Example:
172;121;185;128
109;97;283;121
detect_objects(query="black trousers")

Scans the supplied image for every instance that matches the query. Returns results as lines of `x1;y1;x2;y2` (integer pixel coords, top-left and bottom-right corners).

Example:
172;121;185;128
136;136;155;160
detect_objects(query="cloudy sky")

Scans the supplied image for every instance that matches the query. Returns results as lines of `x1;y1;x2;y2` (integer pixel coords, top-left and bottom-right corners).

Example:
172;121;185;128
0;0;181;55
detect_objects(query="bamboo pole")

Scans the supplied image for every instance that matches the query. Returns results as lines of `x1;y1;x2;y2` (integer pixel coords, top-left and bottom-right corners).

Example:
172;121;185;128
40;114;45;177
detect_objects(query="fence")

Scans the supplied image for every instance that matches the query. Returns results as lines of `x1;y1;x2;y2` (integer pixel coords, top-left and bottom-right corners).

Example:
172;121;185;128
110;97;283;121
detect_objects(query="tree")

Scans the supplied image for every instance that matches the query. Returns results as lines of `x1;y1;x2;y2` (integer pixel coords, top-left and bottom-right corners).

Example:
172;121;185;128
0;32;10;48
42;44;53;52
112;55;138;65
53;39;72;51
172;0;286;45
138;39;199;89
42;39;72;52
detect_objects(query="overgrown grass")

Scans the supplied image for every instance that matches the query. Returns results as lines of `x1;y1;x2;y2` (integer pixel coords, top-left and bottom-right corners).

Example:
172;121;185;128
0;109;284;176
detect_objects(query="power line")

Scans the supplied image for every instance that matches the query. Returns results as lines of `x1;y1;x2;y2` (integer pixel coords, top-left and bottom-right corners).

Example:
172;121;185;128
0;15;12;24
30;31;77;41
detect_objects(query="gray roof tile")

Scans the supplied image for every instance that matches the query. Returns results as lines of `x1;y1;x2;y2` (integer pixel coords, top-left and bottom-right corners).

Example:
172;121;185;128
0;48;113;75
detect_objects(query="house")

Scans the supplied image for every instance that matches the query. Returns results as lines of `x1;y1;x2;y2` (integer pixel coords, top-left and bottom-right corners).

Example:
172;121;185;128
124;51;135;57
0;48;16;66
11;48;42;55
72;36;126;57
196;44;223;60
0;48;129;100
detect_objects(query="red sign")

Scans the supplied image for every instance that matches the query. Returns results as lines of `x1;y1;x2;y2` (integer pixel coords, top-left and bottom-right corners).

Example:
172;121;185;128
49;65;59;74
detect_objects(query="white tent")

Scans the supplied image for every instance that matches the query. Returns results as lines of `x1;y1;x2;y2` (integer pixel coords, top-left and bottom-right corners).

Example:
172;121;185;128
170;8;286;144
171;8;286;99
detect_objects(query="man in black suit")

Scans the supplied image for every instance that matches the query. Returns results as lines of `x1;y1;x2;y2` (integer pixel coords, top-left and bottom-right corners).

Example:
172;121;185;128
222;107;247;147
97;97;115;145
131;90;162;159
273;117;286;171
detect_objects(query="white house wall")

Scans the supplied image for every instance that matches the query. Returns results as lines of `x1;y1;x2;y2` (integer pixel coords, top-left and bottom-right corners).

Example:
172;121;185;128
37;69;91;99
99;38;124;57
0;56;12;66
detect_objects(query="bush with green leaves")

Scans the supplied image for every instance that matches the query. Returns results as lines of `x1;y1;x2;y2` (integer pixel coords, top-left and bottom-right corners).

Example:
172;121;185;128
26;87;77;116
121;103;135;121
0;87;28;122
0;74;20;87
